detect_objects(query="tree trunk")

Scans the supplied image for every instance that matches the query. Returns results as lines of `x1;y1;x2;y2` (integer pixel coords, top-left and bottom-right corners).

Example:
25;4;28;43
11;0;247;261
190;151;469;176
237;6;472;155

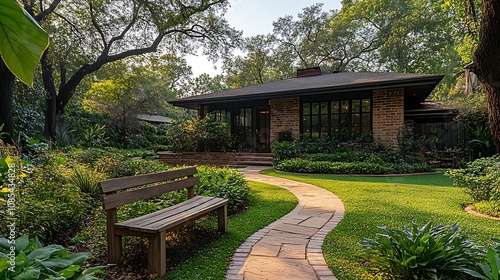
41;51;58;141
0;59;15;143
474;0;500;151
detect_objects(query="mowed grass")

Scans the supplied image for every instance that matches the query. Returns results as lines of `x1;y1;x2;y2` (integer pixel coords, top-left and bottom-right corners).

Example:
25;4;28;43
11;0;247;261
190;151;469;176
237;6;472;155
261;170;500;280
162;181;298;279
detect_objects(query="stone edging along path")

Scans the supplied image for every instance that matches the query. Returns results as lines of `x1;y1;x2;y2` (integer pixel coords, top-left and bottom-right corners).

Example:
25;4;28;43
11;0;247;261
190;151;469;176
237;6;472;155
225;166;346;280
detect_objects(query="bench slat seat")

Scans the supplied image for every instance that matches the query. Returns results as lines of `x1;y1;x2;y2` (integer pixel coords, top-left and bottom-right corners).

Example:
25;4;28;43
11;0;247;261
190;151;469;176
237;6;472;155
115;196;227;234
99;167;228;277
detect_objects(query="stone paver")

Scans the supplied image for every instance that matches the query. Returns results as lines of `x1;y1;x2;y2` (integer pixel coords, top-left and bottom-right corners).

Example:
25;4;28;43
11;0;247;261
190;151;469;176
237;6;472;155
225;166;345;280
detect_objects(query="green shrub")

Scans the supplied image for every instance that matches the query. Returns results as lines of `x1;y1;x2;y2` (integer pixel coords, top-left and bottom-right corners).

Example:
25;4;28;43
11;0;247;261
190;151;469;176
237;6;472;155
0;235;105;279
0;150;92;244
360;223;480;280
165;115;233;152
80;124;108;148
271;141;301;164
306;151;384;163
196;166;250;214
277;130;294;141
95;157;170;178
446;156;500;202
298;134;345;154
276;159;432;175
69;165;106;198
463;239;500;280
473;201;500;218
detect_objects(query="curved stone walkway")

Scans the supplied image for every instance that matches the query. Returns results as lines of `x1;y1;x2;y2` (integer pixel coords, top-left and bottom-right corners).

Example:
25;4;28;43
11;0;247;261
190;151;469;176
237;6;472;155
225;166;345;280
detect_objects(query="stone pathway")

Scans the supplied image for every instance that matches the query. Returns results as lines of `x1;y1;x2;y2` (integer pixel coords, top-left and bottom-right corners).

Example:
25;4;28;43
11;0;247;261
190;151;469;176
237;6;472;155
226;166;345;280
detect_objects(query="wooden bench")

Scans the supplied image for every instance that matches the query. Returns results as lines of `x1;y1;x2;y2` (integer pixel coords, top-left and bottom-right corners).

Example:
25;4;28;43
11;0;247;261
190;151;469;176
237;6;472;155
99;167;228;276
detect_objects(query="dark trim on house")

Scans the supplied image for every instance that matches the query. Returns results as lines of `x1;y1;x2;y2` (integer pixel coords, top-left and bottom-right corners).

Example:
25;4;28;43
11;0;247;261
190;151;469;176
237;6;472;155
170;72;444;109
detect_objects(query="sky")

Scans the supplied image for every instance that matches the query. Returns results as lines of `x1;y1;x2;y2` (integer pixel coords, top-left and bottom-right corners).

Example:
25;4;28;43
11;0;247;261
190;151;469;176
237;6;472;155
186;0;343;77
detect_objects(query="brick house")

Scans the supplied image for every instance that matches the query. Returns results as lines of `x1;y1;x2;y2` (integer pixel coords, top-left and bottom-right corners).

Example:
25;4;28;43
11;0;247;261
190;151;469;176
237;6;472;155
170;67;452;153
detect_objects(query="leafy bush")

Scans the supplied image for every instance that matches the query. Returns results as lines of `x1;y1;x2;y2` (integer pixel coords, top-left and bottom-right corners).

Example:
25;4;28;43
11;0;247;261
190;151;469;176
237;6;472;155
271;141;301;164
277;130;294;142
473;201;500;218
0;235;105;279
0;149;93;245
446;156;500;202
69;165;106;198
360;223;480;280
124;121;167;149
95;156;170;178
80;124;108;148
276;158;432;175
165;115;233;152
306;151;379;163
196;166;250;214
10;168;90;244
464;239;500;280
298;134;345;154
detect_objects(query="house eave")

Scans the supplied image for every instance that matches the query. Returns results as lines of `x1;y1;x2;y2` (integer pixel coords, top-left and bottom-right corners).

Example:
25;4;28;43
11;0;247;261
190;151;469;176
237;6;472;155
169;74;444;109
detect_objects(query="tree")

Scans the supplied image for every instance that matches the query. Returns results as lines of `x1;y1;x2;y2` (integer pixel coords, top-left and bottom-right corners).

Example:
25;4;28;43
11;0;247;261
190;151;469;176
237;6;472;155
273;4;379;72
183;73;228;96
84;55;191;141
0;0;49;142
223;34;294;88
473;0;500;149
21;0;240;140
340;0;461;98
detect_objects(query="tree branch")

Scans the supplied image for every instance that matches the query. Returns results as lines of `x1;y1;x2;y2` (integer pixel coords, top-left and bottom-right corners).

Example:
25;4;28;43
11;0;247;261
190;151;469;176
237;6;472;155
89;1;108;50
54;11;81;35
107;2;140;51
35;0;61;21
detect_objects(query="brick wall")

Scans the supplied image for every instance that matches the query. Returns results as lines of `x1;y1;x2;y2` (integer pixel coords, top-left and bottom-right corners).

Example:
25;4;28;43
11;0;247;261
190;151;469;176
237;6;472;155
372;88;405;149
158;152;273;166
159;152;237;166
269;97;300;142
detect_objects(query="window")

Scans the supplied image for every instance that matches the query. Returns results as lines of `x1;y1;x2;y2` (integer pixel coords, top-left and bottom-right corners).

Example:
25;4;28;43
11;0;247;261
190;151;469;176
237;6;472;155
302;98;372;141
235;108;253;150
212;109;231;126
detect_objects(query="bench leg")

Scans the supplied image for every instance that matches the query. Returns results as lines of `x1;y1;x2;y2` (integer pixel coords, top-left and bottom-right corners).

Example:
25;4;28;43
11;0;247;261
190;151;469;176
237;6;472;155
107;234;122;263
217;205;228;233
148;232;166;276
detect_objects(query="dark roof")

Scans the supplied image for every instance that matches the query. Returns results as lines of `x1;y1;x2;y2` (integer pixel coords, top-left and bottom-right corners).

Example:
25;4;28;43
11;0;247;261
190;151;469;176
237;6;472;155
171;72;444;109
405;101;458;122
137;114;172;124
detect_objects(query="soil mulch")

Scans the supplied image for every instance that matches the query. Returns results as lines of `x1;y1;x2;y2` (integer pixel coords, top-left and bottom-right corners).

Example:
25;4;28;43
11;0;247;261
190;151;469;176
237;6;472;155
80;224;221;280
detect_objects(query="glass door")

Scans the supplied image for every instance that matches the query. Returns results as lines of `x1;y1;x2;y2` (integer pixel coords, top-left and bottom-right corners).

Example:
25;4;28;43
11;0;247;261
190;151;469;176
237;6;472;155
255;107;270;152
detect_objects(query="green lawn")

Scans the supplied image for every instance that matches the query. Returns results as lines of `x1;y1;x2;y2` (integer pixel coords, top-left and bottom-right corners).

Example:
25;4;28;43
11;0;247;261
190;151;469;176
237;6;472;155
261;169;500;280
163;181;298;279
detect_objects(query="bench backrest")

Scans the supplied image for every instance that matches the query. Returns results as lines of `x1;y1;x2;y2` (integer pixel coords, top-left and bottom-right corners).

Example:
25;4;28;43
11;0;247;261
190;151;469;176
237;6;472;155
99;167;199;211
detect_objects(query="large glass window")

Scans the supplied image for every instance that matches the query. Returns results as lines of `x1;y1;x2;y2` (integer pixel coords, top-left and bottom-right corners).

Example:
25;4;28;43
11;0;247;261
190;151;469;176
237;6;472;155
302;98;372;141
235;108;253;150
212;109;231;126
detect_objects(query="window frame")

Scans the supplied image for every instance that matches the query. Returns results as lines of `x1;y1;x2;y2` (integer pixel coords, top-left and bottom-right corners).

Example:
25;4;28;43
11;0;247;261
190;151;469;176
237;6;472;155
300;93;373;141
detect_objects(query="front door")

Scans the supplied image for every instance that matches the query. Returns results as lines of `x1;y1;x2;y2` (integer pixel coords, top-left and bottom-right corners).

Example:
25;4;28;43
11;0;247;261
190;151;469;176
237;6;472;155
255;107;270;152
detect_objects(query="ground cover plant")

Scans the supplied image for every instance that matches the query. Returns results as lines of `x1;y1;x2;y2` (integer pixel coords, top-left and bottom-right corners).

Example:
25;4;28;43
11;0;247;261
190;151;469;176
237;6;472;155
0;236;105;280
262;169;500;279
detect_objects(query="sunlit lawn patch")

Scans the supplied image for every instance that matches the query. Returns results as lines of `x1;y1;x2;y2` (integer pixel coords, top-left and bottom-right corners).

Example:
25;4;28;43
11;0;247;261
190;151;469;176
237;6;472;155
261;170;500;280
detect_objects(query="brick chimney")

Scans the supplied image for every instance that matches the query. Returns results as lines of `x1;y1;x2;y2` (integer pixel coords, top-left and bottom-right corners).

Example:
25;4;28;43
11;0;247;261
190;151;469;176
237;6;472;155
296;66;326;78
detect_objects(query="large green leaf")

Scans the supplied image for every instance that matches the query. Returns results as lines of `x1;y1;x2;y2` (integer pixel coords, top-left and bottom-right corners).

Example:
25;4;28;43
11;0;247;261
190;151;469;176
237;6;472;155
0;0;49;86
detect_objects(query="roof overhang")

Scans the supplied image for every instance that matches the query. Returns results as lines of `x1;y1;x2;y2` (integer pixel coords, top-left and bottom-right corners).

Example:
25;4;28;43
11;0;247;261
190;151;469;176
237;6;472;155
170;72;444;110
